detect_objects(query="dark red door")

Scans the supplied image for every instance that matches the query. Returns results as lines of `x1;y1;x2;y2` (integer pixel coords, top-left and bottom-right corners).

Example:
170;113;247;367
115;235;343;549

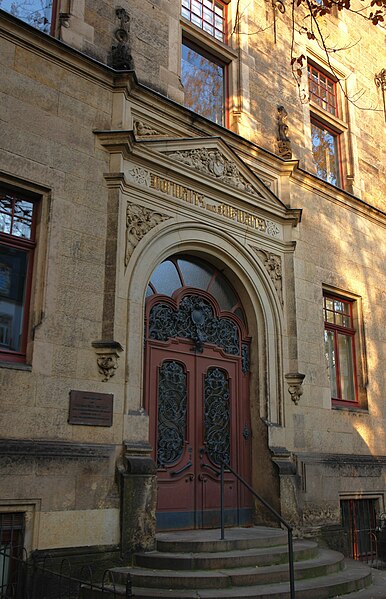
145;290;251;530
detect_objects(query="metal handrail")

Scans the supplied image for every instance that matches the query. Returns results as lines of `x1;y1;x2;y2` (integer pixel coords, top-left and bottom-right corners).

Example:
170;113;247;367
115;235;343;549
219;460;296;599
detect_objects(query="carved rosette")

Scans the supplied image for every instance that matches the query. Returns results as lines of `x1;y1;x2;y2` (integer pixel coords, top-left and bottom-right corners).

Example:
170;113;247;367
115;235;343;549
253;248;283;305
164;148;262;197
92;341;124;382
125;203;170;265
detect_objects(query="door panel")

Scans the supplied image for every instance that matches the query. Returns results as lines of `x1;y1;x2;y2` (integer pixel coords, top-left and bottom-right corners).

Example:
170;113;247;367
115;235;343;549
145;292;252;530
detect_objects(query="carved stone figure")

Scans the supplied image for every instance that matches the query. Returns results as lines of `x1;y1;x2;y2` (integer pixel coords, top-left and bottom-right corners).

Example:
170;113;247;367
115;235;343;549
125;203;169;265
111;8;134;70
277;105;292;159
134;121;160;137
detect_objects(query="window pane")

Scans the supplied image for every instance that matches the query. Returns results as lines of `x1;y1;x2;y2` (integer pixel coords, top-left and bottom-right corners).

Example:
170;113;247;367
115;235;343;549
177;258;213;290
324;329;338;398
0;0;54;33
311;122;340;187
181;42;225;125
209;275;238;311
337;333;355;401
149;260;181;296
0;246;28;352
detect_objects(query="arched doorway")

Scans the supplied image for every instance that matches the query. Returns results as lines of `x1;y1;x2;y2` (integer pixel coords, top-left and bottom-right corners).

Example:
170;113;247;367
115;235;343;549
144;255;252;530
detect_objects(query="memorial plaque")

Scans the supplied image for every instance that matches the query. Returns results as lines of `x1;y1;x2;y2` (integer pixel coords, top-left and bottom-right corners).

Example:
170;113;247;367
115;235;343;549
68;391;113;427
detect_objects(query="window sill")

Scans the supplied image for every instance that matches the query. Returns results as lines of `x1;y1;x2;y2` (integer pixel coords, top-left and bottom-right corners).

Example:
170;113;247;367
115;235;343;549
0;360;32;372
332;404;368;414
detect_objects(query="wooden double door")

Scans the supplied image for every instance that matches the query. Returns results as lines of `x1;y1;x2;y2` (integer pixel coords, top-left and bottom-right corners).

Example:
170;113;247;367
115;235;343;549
145;291;252;530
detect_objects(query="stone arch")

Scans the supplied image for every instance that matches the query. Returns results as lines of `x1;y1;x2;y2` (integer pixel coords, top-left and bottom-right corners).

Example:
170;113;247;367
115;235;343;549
123;219;285;431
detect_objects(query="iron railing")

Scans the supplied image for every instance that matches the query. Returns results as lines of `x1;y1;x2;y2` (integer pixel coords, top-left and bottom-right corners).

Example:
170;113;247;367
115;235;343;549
0;544;132;599
219;460;296;599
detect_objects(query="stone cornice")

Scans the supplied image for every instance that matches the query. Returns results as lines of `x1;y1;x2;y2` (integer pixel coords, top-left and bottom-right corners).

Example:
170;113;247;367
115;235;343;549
297;452;386;466
0;439;114;459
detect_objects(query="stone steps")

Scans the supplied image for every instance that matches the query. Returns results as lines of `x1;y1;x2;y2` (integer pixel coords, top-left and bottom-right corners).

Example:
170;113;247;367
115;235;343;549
80;527;374;599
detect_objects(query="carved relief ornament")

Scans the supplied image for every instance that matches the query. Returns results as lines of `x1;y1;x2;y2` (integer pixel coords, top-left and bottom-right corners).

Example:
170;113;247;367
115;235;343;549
92;340;124;382
253;248;283;305
125;203;170;265
134;120;161;137
276;105;292;160
164;148;262;197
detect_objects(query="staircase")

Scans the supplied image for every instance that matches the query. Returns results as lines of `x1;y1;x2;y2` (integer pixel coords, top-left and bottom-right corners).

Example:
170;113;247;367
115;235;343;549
82;526;375;598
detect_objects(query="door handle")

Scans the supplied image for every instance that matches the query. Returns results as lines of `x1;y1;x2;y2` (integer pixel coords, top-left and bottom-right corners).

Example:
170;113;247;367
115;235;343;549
170;461;192;476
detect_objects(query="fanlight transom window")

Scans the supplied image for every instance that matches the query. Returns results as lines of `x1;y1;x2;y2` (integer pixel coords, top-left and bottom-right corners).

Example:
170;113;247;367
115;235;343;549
146;255;245;323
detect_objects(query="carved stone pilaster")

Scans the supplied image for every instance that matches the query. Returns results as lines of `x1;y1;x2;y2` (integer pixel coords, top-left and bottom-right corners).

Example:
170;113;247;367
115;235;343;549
277;105;292;160
92;340;123;382
253;248;283;305
125;203;170;266
285;372;306;405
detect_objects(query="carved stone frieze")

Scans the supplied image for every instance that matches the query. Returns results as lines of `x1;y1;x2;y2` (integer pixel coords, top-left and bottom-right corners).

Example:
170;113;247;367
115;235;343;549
253;248;283;305
164;148;262;197
125;203;170;265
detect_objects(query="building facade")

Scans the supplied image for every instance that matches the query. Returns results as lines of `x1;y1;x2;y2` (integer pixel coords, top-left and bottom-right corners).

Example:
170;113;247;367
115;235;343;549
0;0;385;566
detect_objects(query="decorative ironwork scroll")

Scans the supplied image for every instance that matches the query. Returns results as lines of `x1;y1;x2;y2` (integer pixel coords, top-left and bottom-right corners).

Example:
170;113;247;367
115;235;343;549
204;368;230;466
148;295;240;355
157;361;187;467
242;343;250;374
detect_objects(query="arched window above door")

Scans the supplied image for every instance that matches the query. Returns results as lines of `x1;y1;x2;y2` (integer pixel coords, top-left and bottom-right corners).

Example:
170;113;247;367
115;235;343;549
146;255;245;323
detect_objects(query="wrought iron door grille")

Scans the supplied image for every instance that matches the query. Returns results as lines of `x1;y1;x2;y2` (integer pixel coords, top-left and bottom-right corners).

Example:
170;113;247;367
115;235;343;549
341;498;378;564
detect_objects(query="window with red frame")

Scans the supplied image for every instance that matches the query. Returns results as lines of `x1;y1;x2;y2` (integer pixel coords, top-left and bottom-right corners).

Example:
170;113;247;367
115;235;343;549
323;294;358;406
181;38;226;125
308;65;337;116
311;120;341;187
0;189;36;363
181;0;226;42
1;1;57;35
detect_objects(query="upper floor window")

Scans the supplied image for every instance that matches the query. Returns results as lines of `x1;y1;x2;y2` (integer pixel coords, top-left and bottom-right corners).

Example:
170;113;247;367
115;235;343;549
181;39;226;125
323;294;358;406
308;62;345;188
0;189;36;362
311;121;341;186
308;65;337;116
181;0;226;42
0;1;56;35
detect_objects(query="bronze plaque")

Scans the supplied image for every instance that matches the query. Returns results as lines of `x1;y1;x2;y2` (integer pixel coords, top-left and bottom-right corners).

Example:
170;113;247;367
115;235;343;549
68;391;113;427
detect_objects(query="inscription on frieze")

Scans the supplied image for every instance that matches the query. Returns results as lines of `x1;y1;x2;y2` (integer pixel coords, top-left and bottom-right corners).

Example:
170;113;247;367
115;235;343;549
126;167;282;239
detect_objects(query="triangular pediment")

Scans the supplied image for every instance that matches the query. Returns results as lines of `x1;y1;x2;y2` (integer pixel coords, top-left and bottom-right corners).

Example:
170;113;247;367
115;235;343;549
136;136;288;213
